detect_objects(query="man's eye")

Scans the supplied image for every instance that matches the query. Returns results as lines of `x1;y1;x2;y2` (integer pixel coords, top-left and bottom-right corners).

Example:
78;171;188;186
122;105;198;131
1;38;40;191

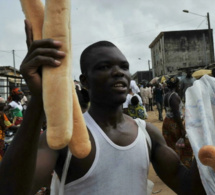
121;64;129;70
99;64;110;70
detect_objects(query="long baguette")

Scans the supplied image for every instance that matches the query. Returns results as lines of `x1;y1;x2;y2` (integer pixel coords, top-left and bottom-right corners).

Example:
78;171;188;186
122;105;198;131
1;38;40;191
20;0;44;40
69;82;91;158
20;0;91;153
42;0;73;149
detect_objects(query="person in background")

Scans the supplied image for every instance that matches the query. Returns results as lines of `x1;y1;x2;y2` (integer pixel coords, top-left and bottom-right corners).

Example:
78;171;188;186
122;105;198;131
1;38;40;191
140;84;149;111
0;97;14;161
147;83;153;111
127;96;147;120
123;88;143;114
130;80;142;101
180;68;196;102
4;88;23;126
162;76;193;168
21;93;28;116
123;88;147;119
153;83;163;121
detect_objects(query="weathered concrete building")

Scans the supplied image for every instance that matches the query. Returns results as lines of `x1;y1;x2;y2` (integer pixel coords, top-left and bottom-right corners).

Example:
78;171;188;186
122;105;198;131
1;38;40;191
131;70;153;85
149;29;214;76
0;66;29;99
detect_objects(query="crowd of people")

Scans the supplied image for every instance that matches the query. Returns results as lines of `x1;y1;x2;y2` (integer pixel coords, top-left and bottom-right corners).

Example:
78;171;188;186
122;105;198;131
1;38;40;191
0;88;28;162
122;71;196;169
0;19;209;195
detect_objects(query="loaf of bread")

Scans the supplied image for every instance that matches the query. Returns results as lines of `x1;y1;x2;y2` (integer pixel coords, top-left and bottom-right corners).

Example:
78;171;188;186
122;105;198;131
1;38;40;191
42;0;73;149
69;82;91;158
198;145;215;171
20;0;44;40
20;0;91;154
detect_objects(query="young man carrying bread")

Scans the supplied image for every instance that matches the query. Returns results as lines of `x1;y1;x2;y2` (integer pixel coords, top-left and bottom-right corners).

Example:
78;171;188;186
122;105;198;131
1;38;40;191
0;22;206;195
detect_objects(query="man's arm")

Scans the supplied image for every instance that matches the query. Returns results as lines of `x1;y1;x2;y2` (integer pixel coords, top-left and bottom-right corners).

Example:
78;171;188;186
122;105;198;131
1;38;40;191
0;20;66;195
146;122;206;195
30;131;60;194
170;94;185;137
0;96;44;195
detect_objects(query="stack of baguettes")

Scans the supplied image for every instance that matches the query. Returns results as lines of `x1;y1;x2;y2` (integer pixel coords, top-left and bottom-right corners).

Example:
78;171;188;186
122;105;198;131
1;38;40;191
20;0;91;159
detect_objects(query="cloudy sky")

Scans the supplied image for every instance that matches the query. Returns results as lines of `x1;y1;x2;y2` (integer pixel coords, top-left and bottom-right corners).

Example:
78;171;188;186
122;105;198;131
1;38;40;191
1;0;215;80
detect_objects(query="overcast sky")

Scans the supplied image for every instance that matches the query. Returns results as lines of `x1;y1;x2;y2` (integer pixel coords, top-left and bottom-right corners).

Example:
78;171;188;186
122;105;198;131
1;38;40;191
1;0;215;80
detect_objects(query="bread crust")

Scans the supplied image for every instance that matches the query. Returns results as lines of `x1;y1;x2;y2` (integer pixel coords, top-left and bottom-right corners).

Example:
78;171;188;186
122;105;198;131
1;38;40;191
20;0;91;153
69;82;91;158
42;0;73;149
198;145;215;171
20;0;44;40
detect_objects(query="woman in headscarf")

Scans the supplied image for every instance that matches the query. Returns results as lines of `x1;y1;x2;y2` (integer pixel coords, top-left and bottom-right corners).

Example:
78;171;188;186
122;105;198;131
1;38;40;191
162;76;193;168
4;88;23;126
0;97;13;161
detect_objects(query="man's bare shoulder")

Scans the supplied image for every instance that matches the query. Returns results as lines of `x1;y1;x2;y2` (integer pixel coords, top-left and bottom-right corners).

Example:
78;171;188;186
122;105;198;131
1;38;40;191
123;114;138;125
145;122;166;146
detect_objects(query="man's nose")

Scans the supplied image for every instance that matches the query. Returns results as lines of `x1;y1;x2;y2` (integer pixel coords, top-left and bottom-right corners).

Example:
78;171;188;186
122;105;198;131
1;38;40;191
111;65;124;77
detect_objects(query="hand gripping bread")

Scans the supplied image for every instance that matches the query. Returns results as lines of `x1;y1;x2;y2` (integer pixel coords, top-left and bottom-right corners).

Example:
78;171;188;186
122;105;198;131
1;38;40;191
20;0;91;154
69;82;91;158
20;0;44;40
198;145;215;171
42;0;73;149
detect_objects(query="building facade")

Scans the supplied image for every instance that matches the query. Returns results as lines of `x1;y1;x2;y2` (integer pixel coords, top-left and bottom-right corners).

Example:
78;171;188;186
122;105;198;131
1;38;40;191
0;66;29;99
149;29;214;76
131;70;153;85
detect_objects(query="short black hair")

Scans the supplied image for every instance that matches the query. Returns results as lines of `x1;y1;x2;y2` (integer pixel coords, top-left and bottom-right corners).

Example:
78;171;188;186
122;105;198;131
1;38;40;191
131;96;139;106
80;41;117;74
166;76;179;89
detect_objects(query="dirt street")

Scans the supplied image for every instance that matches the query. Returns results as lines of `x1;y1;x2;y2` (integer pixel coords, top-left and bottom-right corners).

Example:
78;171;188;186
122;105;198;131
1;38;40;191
146;108;176;195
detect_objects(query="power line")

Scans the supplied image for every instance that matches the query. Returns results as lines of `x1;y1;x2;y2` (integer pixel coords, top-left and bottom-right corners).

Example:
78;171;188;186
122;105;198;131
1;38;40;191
196;18;207;29
0;50;11;53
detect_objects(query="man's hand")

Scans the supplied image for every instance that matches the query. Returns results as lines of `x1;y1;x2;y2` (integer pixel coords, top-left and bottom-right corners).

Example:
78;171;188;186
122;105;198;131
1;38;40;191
20;20;66;97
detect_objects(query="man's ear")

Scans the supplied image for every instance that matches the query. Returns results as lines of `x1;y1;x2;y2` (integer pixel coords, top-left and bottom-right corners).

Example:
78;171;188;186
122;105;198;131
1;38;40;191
80;74;89;90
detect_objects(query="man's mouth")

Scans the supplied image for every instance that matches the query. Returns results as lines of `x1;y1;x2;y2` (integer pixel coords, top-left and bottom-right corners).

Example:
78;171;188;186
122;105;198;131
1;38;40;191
114;83;125;87
112;82;127;92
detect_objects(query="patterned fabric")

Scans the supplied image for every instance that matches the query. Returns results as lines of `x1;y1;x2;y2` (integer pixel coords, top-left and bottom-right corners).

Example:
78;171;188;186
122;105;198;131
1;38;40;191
10;107;23;118
3;114;12;128
11;87;23;95
162;117;193;168
0;133;5;160
13;117;23;126
185;75;215;195
128;103;147;120
0;112;6;161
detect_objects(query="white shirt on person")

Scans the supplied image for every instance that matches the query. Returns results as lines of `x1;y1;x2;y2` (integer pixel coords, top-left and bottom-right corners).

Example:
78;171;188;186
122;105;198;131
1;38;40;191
130;80;140;94
123;93;143;109
50;112;151;195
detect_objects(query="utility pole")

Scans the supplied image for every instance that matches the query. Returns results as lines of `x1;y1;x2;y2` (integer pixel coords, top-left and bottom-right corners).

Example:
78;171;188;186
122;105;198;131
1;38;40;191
207;12;214;63
183;10;214;64
12;50;16;86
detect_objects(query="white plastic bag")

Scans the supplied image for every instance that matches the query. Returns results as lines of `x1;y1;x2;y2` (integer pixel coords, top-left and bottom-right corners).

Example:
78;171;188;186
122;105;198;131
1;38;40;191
185;75;215;195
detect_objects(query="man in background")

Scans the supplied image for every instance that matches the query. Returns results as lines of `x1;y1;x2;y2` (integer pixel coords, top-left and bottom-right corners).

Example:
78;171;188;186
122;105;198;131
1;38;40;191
180;69;196;102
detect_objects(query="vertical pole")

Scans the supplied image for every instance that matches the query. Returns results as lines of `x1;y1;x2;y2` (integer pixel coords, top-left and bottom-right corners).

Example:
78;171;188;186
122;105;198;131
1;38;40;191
12;50;16;86
207;13;214;63
7;77;8;100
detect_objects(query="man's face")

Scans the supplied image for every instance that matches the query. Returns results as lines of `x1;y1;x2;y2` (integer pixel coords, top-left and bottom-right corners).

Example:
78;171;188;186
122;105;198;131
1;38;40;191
83;46;131;106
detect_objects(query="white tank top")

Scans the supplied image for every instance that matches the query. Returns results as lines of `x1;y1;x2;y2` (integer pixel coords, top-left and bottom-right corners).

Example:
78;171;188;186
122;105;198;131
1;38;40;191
51;112;151;195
